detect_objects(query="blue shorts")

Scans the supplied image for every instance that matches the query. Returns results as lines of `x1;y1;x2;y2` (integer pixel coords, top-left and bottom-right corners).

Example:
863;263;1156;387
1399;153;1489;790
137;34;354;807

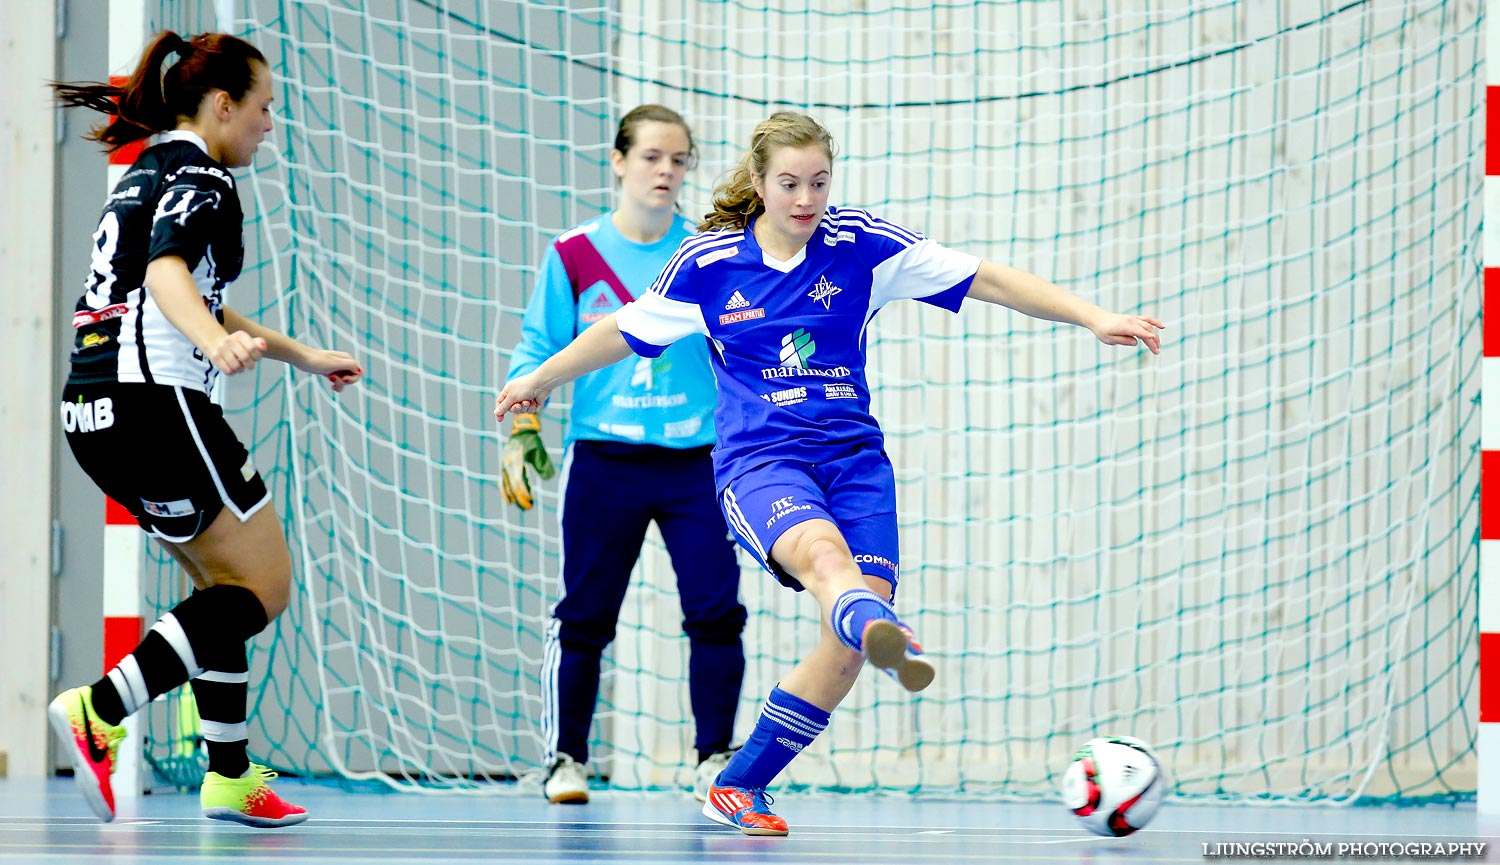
718;446;900;594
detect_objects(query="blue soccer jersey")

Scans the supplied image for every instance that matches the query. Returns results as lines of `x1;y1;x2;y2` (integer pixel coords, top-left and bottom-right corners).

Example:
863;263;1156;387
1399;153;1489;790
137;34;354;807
614;206;981;486
507;213;718;448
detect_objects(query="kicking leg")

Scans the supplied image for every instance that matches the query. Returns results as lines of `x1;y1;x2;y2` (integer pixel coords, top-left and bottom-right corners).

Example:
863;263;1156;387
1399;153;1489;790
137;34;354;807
775;519;932;696
703;519;921;836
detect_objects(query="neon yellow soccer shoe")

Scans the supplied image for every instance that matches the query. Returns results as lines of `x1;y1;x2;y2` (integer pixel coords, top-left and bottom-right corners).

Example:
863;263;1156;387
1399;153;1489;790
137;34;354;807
201;763;309;828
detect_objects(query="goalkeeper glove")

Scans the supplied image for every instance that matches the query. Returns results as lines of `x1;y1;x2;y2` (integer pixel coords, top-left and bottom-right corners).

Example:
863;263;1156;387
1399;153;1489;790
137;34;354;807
500;412;556;511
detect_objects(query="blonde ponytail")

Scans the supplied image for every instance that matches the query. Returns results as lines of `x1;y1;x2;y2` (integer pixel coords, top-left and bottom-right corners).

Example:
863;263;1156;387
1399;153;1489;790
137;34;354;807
698;112;837;232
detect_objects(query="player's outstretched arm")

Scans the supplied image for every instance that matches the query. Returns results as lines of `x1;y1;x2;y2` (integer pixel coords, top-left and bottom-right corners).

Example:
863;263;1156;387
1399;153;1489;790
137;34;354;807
967;260;1165;355
495;313;633;420
222;306;362;392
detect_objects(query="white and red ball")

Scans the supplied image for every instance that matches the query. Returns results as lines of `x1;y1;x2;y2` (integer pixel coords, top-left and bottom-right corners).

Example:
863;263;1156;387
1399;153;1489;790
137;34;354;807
1060;736;1167;836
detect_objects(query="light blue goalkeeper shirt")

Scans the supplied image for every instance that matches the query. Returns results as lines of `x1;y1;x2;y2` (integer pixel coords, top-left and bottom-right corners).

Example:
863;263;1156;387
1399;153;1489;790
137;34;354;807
505;212;718;448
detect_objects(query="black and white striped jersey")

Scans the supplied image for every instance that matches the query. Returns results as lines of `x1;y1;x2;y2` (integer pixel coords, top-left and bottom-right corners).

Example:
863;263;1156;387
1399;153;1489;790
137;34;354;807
68;130;245;392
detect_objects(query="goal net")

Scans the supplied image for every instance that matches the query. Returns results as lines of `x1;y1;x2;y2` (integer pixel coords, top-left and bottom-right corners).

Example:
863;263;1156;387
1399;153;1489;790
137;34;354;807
137;0;1482;802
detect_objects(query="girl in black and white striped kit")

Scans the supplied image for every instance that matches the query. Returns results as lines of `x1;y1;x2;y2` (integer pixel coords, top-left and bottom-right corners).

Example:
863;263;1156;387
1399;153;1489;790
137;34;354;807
48;29;362;827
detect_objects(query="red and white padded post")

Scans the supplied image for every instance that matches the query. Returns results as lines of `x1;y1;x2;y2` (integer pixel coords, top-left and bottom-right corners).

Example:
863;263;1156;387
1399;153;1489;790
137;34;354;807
103;0;147;801
1481;4;1500;815
102;496;144;799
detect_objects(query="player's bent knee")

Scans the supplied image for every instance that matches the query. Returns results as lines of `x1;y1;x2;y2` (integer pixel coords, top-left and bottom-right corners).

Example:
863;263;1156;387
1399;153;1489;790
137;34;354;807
258;549;294;610
215;550;292;621
253;579;291;622
775;524;855;591
179;583;271;647
187;505;295;619
805;534;850;566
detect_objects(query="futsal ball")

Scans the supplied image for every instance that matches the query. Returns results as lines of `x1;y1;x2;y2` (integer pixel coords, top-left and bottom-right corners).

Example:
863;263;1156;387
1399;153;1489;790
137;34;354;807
1060;735;1167;837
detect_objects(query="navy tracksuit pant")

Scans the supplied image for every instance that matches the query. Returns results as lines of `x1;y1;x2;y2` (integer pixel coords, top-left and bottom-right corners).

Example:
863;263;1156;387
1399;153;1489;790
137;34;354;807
541;440;747;765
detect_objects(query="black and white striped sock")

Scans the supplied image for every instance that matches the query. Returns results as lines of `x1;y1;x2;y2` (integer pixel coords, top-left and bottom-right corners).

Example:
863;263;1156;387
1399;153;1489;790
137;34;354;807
87;585;267;737
193;659;251;778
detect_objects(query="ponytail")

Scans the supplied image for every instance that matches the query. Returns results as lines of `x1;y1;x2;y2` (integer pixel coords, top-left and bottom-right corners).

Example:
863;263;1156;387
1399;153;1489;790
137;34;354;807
52;30;265;153
698;155;762;233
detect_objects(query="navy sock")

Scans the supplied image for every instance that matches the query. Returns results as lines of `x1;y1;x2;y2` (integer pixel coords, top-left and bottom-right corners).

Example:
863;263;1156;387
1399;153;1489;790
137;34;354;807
829;588;896;652
715;686;830;790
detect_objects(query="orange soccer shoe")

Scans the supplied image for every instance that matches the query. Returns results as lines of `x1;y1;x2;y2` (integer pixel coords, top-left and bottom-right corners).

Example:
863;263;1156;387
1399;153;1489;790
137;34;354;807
48;685;127;823
702;782;789;837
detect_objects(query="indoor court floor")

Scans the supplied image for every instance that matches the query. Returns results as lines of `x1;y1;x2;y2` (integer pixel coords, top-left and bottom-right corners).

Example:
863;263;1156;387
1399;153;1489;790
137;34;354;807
1;776;1494;864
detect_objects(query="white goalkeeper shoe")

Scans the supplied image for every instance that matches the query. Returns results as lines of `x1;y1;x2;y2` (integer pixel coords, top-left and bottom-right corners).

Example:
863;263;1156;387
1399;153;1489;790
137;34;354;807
694;749;738;802
543;754;589;804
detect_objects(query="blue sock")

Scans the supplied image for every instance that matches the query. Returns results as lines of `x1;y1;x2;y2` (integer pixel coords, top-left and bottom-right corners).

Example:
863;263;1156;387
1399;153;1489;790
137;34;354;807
830;588;896;652
715;686;830;790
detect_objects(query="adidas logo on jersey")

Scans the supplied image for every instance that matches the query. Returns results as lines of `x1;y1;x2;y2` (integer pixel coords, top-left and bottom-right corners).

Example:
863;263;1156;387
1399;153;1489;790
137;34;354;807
719;290;764;324
582;290;616;323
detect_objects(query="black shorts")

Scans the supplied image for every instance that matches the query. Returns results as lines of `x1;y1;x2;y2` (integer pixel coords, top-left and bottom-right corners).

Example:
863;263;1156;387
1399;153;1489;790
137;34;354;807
61;381;270;542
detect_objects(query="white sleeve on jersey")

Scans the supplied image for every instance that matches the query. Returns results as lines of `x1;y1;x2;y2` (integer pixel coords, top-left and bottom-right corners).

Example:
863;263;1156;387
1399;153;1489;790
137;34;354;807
616;291;710;358
869;238;982;309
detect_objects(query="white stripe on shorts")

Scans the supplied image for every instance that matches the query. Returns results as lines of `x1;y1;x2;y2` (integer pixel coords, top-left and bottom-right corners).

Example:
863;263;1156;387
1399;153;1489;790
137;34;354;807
172;385;272;525
720;487;768;565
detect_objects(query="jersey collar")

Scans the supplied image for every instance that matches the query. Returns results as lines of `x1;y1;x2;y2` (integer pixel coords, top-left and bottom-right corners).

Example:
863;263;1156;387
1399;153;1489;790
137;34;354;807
161;129;211;155
744;215;808;273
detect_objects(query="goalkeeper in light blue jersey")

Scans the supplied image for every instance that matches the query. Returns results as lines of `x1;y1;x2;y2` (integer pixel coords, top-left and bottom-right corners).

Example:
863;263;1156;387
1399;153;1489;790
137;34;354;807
496;111;1165;835
500;106;746;806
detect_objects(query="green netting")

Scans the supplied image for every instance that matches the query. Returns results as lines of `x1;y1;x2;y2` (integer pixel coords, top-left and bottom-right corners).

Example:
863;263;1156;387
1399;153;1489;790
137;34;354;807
138;0;1483;803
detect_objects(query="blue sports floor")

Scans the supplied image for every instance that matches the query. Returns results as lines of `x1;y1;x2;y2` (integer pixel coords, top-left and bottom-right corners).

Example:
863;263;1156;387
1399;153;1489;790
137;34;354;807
0;777;1494;864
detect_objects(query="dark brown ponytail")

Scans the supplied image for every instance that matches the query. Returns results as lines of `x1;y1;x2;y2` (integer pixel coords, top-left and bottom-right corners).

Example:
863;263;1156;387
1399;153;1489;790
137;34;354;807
52;30;265;153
